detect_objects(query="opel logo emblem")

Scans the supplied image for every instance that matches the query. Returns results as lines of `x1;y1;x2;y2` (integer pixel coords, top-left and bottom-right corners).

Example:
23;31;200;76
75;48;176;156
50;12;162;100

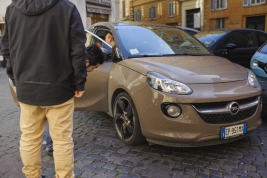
227;102;239;115
264;65;267;72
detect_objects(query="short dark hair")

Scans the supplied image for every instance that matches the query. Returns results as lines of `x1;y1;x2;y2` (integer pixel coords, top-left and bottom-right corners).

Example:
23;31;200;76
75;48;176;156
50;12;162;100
105;31;113;37
85;44;104;66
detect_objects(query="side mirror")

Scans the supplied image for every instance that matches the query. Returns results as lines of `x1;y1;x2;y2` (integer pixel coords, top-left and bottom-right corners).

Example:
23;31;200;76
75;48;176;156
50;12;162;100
225;43;236;51
111;42;122;62
100;47;112;61
111;42;117;60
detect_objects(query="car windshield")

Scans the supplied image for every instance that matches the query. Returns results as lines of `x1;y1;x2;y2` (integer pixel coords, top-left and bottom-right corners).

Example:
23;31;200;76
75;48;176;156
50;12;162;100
116;25;210;59
258;41;267;55
194;30;226;47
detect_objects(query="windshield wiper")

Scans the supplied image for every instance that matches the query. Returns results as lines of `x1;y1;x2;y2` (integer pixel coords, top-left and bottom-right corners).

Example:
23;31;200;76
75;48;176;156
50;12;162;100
162;53;211;56
161;53;192;56
128;54;162;59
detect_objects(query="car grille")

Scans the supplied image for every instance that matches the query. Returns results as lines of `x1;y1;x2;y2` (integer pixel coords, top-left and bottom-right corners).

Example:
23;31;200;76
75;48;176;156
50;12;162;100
192;96;259;124
258;61;267;74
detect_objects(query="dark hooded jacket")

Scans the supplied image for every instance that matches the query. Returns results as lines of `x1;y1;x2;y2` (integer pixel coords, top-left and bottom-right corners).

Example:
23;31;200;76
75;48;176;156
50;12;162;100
1;0;87;106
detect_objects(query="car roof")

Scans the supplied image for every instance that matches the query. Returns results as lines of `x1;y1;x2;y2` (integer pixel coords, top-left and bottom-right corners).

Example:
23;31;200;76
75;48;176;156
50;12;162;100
91;21;182;28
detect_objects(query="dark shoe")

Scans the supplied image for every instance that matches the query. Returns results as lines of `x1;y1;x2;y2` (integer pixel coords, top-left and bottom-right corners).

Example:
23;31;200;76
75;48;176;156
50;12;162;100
41;176;45;178
47;149;53;156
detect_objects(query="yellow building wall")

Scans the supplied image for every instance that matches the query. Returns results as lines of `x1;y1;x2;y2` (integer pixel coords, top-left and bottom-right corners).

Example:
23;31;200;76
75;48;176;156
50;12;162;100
132;0;181;26
204;0;267;30
120;0;132;20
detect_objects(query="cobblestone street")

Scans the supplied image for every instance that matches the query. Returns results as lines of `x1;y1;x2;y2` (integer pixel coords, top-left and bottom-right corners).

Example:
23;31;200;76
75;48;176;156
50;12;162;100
0;67;267;178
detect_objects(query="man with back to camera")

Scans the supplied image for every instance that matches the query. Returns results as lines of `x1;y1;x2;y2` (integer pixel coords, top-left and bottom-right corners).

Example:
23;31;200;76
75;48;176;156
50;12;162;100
0;0;95;177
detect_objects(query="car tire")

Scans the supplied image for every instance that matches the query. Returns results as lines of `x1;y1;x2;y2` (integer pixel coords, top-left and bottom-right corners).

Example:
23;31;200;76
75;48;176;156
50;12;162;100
113;92;146;145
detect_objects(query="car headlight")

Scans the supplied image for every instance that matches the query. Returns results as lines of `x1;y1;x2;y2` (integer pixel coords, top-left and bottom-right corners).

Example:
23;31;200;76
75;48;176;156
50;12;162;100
247;69;259;88
147;72;193;95
252;60;258;67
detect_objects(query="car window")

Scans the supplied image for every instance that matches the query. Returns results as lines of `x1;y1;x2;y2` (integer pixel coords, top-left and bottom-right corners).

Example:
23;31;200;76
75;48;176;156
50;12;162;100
258;41;267;54
255;32;267;47
116;25;210;59
195;30;226;47
222;32;254;48
96;30;107;40
85;30;111;49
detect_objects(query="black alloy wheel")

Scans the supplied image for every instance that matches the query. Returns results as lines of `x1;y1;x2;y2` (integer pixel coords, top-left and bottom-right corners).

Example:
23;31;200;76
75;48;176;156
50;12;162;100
113;92;146;145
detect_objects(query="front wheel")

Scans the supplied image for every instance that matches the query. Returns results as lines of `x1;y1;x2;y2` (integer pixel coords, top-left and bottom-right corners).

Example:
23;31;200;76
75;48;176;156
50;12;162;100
113;92;146;145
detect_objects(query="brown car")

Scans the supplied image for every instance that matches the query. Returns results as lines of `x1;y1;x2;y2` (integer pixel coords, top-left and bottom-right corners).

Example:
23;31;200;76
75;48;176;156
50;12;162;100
9;22;262;147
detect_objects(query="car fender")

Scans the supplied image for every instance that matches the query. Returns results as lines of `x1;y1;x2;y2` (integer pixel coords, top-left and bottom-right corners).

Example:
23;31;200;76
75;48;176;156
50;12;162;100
107;62;147;116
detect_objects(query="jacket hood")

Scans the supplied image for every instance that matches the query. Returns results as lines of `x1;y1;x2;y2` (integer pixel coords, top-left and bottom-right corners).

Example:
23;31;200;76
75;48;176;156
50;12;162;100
12;0;60;15
119;56;248;84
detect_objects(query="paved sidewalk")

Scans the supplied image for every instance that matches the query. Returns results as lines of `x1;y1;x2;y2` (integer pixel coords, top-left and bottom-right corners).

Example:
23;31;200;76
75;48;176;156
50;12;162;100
0;67;267;178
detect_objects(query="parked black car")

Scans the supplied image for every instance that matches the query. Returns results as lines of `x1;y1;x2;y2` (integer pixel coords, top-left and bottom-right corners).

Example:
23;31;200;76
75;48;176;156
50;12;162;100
195;28;267;69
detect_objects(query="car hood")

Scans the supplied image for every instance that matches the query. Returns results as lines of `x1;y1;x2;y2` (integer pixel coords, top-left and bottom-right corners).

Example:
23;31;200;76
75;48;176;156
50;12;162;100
120;56;248;84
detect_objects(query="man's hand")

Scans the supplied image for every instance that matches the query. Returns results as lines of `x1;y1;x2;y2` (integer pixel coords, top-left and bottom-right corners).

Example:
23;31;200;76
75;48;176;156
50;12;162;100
74;91;84;98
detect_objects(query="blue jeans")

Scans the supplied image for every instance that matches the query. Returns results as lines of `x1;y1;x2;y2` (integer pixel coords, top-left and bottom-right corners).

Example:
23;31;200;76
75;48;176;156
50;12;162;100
42;122;53;151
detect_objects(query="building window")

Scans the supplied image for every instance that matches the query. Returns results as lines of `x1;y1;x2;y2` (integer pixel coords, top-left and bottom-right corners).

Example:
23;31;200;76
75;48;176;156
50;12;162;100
246;16;265;31
135;9;141;22
216;18;225;28
251;0;260;4
243;0;266;6
168;2;175;17
122;0;125;18
149;6;157;20
211;0;227;11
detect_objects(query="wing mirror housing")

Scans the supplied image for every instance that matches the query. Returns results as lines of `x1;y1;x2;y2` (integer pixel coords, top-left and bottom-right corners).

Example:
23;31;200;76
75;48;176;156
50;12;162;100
225;43;236;51
111;42;122;62
100;47;112;61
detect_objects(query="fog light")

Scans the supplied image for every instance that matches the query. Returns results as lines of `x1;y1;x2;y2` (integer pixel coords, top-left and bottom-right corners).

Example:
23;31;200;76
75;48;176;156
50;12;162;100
161;104;181;118
252;60;258;67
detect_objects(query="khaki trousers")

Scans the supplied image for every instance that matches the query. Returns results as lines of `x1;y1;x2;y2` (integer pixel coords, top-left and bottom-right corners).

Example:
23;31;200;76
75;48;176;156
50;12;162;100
19;97;75;178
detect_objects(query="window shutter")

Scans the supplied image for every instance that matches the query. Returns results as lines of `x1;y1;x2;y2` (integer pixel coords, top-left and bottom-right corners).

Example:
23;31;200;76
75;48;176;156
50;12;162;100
210;0;214;11
135;10;137;21
149;7;152;20
172;2;175;16
154;6;157;19
260;0;266;4
122;0;125;18
139;10;141;21
243;0;249;6
168;3;171;17
222;0;227;9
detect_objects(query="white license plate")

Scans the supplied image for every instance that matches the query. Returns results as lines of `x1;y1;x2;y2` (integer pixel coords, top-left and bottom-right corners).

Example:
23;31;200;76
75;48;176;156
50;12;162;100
221;123;247;139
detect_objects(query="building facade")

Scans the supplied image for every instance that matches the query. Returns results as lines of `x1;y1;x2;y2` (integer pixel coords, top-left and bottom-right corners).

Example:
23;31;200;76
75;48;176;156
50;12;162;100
1;0;119;36
86;0;112;26
127;0;204;31
178;0;204;31
120;0;132;21
131;0;182;26
204;0;267;30
0;0;11;37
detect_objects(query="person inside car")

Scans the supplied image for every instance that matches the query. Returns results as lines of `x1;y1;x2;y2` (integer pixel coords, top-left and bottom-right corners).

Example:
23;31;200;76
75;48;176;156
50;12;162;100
104;31;114;44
